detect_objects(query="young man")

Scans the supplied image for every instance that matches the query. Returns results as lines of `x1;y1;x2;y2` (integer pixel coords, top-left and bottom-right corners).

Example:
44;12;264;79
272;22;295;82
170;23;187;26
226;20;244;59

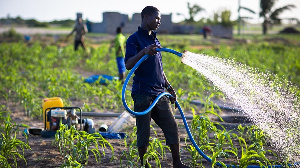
67;17;87;51
125;6;189;168
114;27;126;83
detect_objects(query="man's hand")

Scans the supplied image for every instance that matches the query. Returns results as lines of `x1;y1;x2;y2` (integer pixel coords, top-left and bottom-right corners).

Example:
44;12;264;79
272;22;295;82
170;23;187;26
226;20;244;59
166;85;177;109
143;44;161;56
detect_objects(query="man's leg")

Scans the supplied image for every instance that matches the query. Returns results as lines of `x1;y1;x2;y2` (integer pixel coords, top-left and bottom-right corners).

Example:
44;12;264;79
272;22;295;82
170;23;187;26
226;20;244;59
169;143;189;168
80;40;86;50
152;96;190;168
117;57;126;83
138;147;148;167
119;72;125;83
74;40;79;51
132;93;152;167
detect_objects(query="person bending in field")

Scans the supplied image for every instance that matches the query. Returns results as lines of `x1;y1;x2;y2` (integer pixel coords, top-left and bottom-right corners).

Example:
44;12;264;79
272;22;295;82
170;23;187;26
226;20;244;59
67;17;88;51
125;6;190;168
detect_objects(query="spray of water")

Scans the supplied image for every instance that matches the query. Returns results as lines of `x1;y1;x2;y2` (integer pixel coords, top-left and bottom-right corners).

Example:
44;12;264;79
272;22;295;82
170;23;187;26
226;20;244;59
181;51;300;162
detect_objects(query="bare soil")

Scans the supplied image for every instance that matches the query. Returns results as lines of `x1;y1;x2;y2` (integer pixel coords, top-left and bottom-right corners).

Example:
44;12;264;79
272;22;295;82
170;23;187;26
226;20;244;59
6;91;241;168
9;103;279;168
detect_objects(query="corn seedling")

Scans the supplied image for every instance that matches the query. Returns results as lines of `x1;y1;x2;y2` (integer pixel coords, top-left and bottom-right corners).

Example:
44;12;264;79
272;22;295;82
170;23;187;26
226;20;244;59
0;113;31;168
55;122;113;165
60;154;83;168
185;145;202;167
120;127;139;167
236;136;271;167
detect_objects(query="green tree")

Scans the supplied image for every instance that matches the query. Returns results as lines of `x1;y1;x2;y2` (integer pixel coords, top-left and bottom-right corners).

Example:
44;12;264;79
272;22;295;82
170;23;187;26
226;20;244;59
14;16;25;25
221;10;233;27
213;12;219;23
211;10;234;27
50;19;75;27
259;0;296;35
187;2;205;23
237;0;256;35
26;19;49;27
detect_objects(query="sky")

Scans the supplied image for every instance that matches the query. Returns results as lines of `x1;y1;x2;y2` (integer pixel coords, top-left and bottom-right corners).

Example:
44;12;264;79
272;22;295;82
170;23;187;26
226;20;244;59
0;0;299;24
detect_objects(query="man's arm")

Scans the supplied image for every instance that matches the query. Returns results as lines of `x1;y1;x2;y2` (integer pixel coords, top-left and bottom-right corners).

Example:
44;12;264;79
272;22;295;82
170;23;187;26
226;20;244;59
163;72;177;108
163;71;170;88
83;24;88;33
125;44;159;70
67;27;76;39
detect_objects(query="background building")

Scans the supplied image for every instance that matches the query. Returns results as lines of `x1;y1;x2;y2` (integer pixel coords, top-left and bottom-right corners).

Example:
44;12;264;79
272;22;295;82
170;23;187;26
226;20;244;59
78;12;233;38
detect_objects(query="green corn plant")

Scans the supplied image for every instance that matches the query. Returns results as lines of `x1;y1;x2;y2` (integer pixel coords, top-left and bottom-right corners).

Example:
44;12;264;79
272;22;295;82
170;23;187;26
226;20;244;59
55;122;67;155
147;137;169;160
223;132;238;156
0;106;8;121
143;126;170;168
77;132;104;164
211;149;227;168
120;127;139;167
190;114;216;146
143;151;160;168
236;136;271;167
0;113;31;168
210;131;238;166
83;102;92;112
246;125;266;152
120;138;139;167
121;125;170;168
106;79;124;111
237;124;246;137
203;93;222;114
93;132;114;162
145;137;170;167
60;154;83;168
55;122;113;165
236;125;290;166
185;144;202;167
176;88;190;111
184;92;196;111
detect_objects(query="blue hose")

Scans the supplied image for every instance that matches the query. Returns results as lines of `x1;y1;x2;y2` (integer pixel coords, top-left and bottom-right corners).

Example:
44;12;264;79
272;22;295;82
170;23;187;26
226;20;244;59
121;47;297;168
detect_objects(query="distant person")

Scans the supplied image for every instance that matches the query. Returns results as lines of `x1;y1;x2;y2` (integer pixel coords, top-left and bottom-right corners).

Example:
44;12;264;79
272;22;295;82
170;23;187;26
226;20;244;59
201;26;211;39
67;17;87;51
125;6;189;168
114;27;126;83
24;35;31;42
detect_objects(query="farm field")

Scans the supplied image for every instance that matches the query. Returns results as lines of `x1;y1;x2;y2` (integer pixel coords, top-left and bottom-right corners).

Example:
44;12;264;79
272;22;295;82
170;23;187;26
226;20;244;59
1;27;300;167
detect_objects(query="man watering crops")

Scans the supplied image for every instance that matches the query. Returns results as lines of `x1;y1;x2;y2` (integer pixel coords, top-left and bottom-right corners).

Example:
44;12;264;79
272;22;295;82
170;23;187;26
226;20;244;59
125;6;189;168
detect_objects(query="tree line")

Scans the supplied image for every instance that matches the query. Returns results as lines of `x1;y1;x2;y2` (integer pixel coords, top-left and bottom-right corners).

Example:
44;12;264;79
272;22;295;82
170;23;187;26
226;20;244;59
183;0;298;35
0;16;75;27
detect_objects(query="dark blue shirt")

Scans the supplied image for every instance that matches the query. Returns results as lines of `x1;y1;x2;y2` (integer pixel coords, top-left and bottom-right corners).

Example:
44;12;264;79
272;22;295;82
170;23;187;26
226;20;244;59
125;27;165;96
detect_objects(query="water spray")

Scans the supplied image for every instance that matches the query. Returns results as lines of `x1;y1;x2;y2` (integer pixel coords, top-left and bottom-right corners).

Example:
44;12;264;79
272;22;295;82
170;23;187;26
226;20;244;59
121;48;299;167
